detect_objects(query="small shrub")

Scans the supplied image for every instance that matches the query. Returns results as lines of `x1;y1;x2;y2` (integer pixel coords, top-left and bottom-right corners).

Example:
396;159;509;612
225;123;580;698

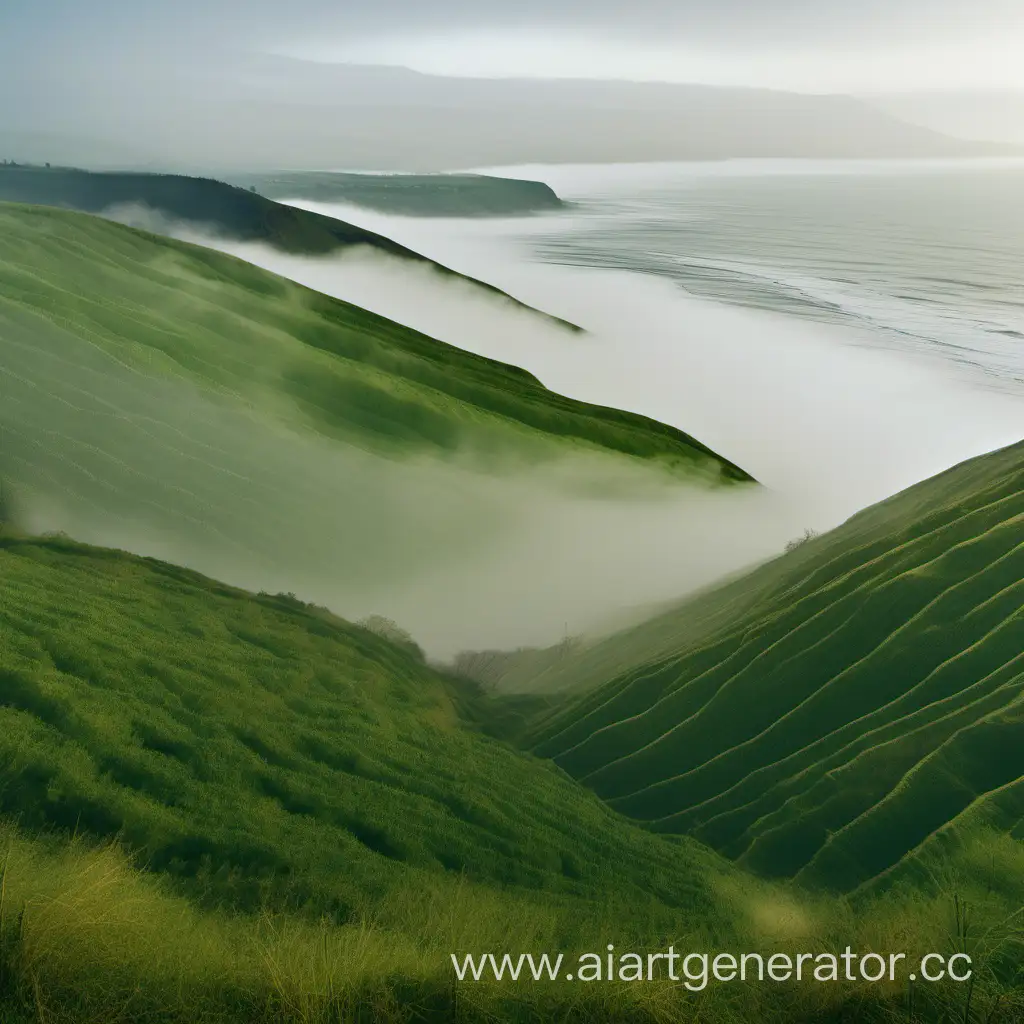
785;527;820;553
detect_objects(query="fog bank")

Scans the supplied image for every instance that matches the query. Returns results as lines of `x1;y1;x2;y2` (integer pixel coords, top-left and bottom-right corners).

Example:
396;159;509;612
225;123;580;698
70;195;1023;656
202;200;1024;521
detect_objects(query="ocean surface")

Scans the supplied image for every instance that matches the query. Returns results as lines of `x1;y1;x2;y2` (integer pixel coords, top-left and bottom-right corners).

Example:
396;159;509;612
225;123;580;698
204;164;1024;645
252;160;1024;517
492;159;1024;395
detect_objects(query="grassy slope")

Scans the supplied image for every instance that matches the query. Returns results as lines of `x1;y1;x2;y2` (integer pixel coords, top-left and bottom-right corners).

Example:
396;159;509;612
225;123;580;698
0;532;728;917
529;440;1024;895
466;443;1024;697
0;165;578;328
236;171;565;217
0;202;745;479
3;530;1020;1024
0;529;751;1023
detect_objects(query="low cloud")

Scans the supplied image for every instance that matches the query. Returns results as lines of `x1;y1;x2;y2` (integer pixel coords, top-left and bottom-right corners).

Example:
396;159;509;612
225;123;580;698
12;196;1018;659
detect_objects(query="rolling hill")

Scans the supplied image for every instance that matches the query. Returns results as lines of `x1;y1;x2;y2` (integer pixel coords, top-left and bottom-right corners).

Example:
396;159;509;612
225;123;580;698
528;439;1024;896
0;202;732;474
0;531;730;917
0;528;736;1022
2;527;1019;1023
0;165;577;328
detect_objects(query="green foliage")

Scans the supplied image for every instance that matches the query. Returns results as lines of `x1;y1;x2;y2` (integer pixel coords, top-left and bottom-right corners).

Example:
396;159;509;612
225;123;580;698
356;615;425;660
0;534;729;921
1;527;1023;1020
528;440;1024;896
785;527;820;552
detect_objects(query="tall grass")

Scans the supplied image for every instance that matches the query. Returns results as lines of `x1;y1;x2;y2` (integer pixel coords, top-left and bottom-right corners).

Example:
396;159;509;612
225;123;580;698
0;821;1021;1023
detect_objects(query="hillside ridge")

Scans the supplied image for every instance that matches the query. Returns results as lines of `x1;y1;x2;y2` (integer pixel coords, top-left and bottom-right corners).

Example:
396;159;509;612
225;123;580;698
526;440;1024;894
0;165;579;331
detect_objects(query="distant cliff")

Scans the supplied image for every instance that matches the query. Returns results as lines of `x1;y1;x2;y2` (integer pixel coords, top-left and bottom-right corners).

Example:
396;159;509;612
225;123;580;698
237;172;566;217
0;165;580;329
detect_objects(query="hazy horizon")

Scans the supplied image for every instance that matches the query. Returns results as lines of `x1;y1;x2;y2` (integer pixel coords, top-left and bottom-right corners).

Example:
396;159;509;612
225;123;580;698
4;0;1024;92
2;0;1024;170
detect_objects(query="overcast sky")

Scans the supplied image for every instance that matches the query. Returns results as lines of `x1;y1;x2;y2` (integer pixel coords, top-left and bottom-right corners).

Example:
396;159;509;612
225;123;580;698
3;0;1023;92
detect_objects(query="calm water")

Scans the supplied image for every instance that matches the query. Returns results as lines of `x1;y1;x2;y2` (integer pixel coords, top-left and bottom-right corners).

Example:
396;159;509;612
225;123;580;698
507;160;1024;394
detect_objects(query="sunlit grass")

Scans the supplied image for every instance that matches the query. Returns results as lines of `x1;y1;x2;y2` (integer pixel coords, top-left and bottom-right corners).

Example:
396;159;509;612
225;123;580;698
1;821;1021;1023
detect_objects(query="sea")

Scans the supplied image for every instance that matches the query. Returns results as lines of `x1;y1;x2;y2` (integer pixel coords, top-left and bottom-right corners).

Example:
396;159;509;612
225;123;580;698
489;159;1024;396
247;157;1024;517
160;159;1024;647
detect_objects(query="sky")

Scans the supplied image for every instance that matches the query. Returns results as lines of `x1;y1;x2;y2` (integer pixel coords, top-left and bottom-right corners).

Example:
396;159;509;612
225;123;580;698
3;0;1024;92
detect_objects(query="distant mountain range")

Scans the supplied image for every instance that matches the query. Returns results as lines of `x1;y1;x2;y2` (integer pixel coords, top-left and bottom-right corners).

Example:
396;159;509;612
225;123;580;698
865;90;1024;147
0;50;1015;171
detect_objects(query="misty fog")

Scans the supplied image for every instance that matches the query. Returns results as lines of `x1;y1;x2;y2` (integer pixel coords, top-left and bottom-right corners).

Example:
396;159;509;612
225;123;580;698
2;298;796;658
193;197;1024;517
10;177;1020;660
74;189;1021;656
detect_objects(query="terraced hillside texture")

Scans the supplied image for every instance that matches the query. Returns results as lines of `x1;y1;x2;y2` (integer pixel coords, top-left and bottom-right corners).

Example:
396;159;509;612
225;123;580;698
531;439;1024;898
0;164;579;327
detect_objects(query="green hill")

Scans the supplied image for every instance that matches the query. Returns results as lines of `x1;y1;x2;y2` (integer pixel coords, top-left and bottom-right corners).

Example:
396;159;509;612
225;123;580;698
233;171;566;217
0;531;729;916
2;528;1018;1023
0;202;741;475
0;202;751;598
529;439;1024;895
0;165;578;328
0;529;745;1023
